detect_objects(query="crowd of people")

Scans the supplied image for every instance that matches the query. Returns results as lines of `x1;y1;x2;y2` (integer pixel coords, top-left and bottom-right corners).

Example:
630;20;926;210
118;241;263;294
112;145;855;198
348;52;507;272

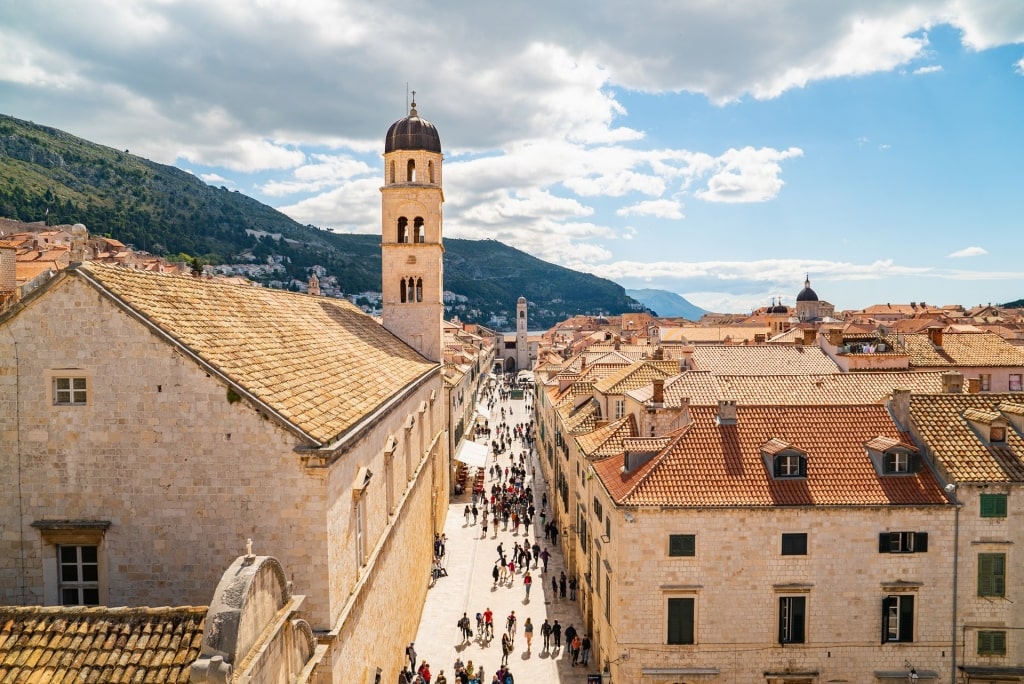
399;372;592;684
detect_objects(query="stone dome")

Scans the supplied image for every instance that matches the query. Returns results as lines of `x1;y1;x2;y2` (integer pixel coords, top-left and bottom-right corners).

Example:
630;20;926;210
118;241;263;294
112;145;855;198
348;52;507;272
768;299;788;314
384;101;441;154
796;275;818;303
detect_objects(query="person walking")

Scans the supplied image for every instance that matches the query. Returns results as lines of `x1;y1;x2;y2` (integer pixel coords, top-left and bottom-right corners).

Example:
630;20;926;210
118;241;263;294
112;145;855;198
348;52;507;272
406;643;417;671
580;634;591;666
523;618;534;652
540;548;549;573
552;620;562;650
569;575;577;600
464;505;471;525
564;624;577;658
559;572;567;599
523;571;532;601
541;619;552;651
550;574;557;598
500;632;512;667
570;633;581;666
506;610;517;636
458;613;472;643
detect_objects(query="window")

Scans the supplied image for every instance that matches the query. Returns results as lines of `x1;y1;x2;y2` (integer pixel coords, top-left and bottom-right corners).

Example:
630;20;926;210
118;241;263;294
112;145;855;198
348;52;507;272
990;426;1007;443
778;596;806;644
669;534;696;557
605;516;611;541
879;531;928;553
593;497;603;522
397;216;408;243
774;452;806;477
882;595;914;642
667;597;695;645
355;497;367;567
59;545;99;605
978;630;1007;656
781;533;808;556
614;399;625;420
980;493;1008;518
978;553;1005;597
54;377;87;405
980;374;991;392
883;451;917;474
1010;374;1023;392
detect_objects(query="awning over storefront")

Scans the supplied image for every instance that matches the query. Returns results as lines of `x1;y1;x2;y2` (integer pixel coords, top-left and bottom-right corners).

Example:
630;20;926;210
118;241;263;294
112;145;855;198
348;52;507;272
454;440;488;468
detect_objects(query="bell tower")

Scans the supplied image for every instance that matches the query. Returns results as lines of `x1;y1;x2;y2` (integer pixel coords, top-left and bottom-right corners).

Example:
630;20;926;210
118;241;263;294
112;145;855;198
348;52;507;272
381;98;444;362
516;296;529;371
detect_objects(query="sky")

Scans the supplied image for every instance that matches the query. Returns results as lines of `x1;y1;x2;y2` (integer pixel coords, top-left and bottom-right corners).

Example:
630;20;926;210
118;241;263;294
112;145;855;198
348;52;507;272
2;1;1023;313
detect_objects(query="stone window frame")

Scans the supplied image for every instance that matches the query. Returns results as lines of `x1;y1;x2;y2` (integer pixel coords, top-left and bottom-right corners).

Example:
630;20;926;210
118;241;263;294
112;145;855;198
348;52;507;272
31;520;110;606
882;593;915;643
46;369;92;406
668;534;696;557
878;531;928;554
980;493;1008;518
781;532;808;556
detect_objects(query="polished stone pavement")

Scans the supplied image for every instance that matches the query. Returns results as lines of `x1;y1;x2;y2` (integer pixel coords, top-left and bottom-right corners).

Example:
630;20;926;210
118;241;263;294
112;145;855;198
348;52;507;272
410;392;595;684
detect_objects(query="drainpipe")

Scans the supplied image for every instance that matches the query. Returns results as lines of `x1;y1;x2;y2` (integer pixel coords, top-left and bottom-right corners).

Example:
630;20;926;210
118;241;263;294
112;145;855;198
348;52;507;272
947;483;961;684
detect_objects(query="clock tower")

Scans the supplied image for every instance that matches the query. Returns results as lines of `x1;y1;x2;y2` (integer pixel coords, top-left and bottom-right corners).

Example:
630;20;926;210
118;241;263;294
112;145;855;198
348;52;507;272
381;98;444;362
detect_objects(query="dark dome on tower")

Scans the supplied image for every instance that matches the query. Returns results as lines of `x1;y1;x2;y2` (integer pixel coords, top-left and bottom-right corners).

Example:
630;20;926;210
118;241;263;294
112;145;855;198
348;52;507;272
385;101;441;153
796;275;818;302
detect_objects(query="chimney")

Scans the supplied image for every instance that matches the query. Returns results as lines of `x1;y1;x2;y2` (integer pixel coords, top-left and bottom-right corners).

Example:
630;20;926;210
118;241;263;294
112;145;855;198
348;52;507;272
941;371;964;394
828;328;843;347
716;399;737;425
652;346;664;360
652;378;665;406
754;333;766;345
614;336;620;351
680;345;695;370
890;389;911;428
927;326;943;347
967;378;980;394
803;328;817;346
0;243;15;293
308;272;321;296
70;223;88;263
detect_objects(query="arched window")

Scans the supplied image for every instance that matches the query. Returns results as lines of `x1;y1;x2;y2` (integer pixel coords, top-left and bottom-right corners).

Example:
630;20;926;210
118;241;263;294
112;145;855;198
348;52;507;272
413;217;424;243
428;160;434;184
519;310;525;319
400;277;407;303
397;217;408;243
407;159;416;182
389;161;395;184
416;278;423;302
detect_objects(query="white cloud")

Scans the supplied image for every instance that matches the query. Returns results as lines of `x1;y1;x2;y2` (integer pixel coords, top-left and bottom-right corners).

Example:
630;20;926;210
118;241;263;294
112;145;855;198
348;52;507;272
695;147;804;203
199;173;232;186
947;246;988;258
913;64;943;74
178;139;306;173
617;199;685;219
1016;58;1024;75
260;154;374;197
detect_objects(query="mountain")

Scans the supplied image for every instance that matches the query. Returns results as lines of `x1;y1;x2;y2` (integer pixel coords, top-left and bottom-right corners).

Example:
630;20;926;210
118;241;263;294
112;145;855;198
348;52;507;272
0;113;645;330
626;288;708;320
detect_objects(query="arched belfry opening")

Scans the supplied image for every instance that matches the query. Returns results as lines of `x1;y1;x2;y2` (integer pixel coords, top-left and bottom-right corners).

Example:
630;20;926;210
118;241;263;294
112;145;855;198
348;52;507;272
382;98;443;361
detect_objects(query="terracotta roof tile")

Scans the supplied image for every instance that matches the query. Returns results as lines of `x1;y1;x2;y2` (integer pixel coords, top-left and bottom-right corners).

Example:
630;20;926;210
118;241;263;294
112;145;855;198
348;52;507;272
592;359;679;395
575;414;637;458
628;371;948;407
888;332;1024;367
689;345;841;375
908;393;1024;483
595;404;948;507
77;263;436;445
0;606;205;683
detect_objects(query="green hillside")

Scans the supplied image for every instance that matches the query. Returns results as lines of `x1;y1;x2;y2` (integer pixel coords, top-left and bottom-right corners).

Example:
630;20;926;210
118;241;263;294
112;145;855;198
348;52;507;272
0;113;644;329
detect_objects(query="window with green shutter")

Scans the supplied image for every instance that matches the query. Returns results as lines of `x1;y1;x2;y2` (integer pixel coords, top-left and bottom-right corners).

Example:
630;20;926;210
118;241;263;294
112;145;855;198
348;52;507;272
978;553;1006;597
980;493;1008;518
667;597;695;645
669;534;696;557
977;630;1006;656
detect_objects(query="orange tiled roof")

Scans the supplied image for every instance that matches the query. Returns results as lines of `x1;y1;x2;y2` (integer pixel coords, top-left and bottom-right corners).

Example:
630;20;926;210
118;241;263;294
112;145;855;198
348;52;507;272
660;325;770;344
689;345;840;375
595;404;948;507
563;398;601;434
592;359;679;395
628;371;950;408
907;393;1024;483
887;332;1024;368
575;414;637;458
0;605;205;683
74;263;436;445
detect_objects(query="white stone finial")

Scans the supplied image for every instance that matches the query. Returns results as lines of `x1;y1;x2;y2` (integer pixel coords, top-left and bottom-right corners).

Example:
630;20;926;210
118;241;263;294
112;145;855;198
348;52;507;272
246;538;253;557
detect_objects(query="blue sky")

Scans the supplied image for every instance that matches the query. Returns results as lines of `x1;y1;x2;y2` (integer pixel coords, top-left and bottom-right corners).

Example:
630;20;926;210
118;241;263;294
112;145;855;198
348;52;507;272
2;2;1023;312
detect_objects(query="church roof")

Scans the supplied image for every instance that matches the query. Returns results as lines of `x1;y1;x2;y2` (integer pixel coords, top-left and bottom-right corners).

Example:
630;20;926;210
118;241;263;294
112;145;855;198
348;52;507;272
65;263;437;446
796;276;818;302
385;102;442;153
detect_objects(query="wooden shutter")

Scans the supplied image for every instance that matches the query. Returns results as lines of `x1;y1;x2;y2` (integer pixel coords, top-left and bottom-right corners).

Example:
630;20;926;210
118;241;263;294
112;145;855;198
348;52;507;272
915;532;927;552
791;597;805;643
978;554;1005;596
881;596;893;643
667;598;694;645
899;595;914;642
879;533;892;553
